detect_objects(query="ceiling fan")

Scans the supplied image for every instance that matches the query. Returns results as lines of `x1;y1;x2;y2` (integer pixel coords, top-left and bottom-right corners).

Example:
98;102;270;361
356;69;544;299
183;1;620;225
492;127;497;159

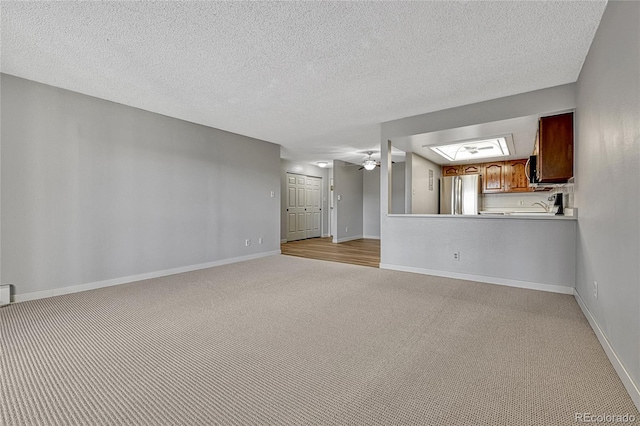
359;152;378;170
460;146;493;155
358;151;395;171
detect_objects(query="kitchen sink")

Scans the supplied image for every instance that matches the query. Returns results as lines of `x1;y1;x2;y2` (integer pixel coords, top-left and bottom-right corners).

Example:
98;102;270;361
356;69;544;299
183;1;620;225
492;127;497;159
479;210;556;216
507;211;556;216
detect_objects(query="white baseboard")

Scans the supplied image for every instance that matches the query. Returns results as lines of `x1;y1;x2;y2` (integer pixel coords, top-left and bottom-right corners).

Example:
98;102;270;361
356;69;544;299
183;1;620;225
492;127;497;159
12;250;282;303
379;264;574;295
333;235;364;243
574;289;640;411
363;235;381;240
280;239;287;243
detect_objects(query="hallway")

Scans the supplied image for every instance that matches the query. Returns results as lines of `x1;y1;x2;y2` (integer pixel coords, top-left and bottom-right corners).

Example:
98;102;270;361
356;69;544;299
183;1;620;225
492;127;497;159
280;237;380;268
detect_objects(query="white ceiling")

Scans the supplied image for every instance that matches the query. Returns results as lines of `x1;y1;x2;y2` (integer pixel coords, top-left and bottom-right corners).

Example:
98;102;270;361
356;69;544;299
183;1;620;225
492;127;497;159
1;1;606;166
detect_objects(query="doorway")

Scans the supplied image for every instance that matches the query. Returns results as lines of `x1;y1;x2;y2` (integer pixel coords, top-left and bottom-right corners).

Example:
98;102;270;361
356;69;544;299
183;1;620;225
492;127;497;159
286;173;322;241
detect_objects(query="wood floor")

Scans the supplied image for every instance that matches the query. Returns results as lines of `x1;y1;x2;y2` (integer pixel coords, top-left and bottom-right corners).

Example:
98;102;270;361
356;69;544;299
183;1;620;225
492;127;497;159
280;237;380;268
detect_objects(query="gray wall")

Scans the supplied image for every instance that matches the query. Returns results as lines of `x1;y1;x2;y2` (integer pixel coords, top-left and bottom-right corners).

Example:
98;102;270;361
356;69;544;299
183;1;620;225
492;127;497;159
575;1;640;393
332;160;363;242
406;153;440;214
280;159;330;241
362;167;380;239
1;74;281;297
391;162;406;214
362;163;410;238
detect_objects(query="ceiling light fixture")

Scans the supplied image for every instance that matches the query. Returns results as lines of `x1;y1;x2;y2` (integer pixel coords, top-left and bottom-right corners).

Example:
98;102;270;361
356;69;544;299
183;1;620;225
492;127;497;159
317;161;328;168
426;136;511;162
362;152;377;171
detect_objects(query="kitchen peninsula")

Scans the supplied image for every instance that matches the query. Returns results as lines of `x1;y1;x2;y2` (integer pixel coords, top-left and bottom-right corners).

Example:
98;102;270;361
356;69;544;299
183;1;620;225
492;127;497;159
380;82;580;295
380;213;576;294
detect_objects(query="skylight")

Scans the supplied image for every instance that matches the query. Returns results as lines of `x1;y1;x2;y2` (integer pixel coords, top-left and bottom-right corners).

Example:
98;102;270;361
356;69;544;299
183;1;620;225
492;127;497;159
427;137;510;162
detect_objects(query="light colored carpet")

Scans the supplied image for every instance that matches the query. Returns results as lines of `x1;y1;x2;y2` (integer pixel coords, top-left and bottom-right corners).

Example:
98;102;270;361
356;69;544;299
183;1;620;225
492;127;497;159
1;255;637;425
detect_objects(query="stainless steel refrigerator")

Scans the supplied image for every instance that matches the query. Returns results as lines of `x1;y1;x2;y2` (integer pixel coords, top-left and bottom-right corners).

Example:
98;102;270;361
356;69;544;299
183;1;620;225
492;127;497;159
440;174;481;215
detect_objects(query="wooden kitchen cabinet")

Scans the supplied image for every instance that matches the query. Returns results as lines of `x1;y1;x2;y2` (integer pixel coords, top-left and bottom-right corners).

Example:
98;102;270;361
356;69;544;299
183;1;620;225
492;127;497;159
505;159;532;192
538;112;573;183
444;158;538;194
441;164;480;176
461;164;481;175
483;162;505;193
442;165;461;176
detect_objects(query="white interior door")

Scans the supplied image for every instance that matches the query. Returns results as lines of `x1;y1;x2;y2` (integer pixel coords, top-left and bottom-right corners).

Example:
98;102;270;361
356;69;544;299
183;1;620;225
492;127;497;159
286;173;322;241
306;176;322;238
286;173;306;241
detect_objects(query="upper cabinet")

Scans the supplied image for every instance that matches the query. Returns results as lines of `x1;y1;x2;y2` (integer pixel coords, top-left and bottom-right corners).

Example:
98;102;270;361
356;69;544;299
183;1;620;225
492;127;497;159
537;112;574;183
442;165;460;176
442;160;533;194
505;159;531;192
483;162;506;193
482;160;533;193
460;164;481;175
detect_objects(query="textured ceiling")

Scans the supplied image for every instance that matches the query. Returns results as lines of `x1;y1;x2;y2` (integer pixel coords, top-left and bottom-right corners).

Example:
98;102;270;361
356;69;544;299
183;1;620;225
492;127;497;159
1;1;606;165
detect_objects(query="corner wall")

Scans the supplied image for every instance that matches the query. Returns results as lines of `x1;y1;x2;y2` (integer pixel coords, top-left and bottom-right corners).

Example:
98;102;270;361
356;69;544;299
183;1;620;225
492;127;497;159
1;74;281;299
391;162;406;214
574;0;640;405
333;160;363;242
362;162;409;238
406;153;440;214
362;167;381;239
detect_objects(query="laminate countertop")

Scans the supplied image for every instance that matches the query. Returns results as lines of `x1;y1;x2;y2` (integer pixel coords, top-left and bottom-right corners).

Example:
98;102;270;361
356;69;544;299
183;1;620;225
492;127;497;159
387;212;577;220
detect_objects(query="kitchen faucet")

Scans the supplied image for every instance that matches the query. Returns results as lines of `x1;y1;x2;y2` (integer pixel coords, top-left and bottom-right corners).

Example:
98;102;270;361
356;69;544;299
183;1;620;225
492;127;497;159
532;201;549;212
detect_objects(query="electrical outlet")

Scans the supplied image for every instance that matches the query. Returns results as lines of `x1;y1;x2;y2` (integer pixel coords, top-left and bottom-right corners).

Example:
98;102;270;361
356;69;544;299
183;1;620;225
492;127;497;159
245;239;251;247
453;252;460;261
258;237;263;245
594;281;598;299
345;227;349;233
270;191;275;198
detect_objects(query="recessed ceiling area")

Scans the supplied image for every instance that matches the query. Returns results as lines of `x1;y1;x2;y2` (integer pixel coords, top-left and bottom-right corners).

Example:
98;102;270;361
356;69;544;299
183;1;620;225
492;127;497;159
391;115;541;166
0;2;606;165
428;136;512;163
